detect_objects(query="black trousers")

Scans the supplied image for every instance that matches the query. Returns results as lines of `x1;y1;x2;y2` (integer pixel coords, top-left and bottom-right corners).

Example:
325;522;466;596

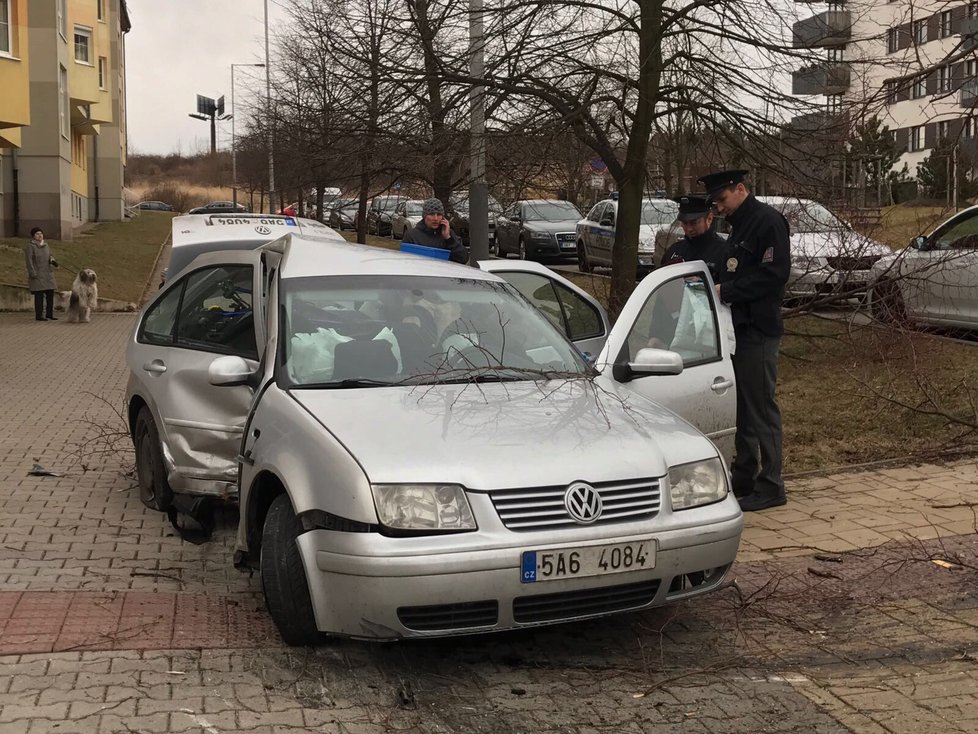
730;330;784;496
33;289;54;320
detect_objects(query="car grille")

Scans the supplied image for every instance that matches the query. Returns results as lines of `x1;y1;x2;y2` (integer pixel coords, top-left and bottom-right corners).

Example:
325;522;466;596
826;255;881;271
513;580;660;623
397;600;499;631
556;232;576;245
488;478;661;531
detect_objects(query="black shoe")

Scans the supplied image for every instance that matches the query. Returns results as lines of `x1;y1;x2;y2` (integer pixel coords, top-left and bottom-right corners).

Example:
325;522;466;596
35;316;46;321
738;491;787;512
732;484;753;499
46;316;58;320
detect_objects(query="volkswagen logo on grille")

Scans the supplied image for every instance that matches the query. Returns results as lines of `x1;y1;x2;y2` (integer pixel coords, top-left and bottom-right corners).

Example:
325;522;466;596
564;482;602;524
255;225;272;235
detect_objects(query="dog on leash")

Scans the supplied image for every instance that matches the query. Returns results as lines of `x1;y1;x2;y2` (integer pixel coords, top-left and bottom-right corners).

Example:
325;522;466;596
66;269;98;323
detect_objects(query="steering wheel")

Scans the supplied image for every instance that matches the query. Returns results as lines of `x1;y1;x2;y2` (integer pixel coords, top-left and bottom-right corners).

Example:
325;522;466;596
446;345;494;371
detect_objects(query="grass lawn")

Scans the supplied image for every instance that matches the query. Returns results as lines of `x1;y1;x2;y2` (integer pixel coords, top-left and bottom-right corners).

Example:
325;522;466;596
0;212;174;303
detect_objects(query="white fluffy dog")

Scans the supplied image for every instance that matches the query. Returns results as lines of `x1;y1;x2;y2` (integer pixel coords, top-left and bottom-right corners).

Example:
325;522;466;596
66;269;98;323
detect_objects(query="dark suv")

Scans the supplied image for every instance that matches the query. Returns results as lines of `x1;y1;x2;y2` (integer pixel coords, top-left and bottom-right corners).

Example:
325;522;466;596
366;195;407;237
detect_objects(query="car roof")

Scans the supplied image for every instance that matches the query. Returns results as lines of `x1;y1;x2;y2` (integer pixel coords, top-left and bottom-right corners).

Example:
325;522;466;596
171;213;343;251
275;233;500;281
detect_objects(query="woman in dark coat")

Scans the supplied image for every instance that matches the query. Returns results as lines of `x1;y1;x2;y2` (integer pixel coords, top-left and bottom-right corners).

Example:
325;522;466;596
24;227;58;321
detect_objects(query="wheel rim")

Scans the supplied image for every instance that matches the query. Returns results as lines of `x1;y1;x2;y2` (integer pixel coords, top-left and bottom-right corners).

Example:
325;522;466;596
577;244;587;271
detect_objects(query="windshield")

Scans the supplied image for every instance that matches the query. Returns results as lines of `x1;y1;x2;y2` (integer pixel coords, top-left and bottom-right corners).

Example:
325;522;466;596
773;201;843;233
281;275;590;388
405;204;423;216
524;201;583;221
641;200;679;226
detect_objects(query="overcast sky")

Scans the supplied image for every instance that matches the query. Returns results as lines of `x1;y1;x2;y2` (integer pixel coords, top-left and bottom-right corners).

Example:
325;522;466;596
125;0;288;156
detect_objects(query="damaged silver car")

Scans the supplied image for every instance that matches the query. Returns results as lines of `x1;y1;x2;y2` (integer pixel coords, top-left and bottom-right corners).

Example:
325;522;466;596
126;234;742;643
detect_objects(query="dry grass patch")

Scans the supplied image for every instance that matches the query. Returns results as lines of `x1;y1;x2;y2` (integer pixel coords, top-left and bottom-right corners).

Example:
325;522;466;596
0;213;174;303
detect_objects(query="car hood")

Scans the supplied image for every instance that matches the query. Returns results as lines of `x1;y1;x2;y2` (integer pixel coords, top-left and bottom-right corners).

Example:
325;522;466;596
524;220;581;234
790;230;890;259
289;381;714;488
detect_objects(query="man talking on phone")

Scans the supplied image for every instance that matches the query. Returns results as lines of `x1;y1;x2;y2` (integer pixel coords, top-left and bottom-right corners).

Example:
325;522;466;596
401;198;469;264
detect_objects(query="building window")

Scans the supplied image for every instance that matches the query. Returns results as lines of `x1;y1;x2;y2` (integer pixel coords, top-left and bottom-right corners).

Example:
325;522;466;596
57;0;66;39
884;80;897;104
74;26;92;64
940;10;953;37
0;0;10;56
910;126;924;151
939;65;952;93
59;65;69;139
913;19;927;44
912;76;926;98
887;28;898;53
937;120;950;141
970;3;978;18
97;0;104;21
98;57;107;89
965;118;976;139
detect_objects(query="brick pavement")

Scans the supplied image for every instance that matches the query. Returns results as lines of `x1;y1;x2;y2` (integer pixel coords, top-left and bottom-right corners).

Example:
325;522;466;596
2;311;978;732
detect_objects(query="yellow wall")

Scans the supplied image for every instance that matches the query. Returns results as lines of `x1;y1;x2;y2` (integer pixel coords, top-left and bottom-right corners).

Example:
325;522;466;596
71;131;88;196
67;0;99;106
0;0;31;145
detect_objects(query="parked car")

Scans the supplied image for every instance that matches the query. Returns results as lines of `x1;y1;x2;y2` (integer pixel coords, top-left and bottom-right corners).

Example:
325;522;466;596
160;212;344;287
868;204;978;328
126;230;741;644
137;201;174;212
188;201;250;215
450;194;501;252
280;202;299;217
577;196;679;277
495;200;584;261
328;199;359;230
390;199;425;239
366;195;408;236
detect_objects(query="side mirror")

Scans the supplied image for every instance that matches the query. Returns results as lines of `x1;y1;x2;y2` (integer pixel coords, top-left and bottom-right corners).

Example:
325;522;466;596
910;235;927;250
208;355;257;387
601;215;615;227
628;347;684;376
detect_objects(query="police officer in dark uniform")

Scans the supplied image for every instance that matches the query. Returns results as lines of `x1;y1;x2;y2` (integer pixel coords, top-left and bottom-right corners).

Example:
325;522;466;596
660;195;727;281
698;170;790;512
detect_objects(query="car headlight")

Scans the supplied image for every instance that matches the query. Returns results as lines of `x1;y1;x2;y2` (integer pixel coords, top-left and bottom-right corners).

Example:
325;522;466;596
529;231;552;241
371;484;477;531
669;458;727;510
791;255;827;270
638;240;655;253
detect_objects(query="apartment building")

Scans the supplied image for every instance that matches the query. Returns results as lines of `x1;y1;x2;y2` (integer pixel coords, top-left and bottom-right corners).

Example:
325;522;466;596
0;0;130;240
792;0;978;177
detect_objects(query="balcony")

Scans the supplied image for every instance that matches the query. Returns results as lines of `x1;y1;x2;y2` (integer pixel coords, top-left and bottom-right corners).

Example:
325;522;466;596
963;16;978;51
792;64;851;96
962;78;978;108
787;110;850;136
793;11;852;48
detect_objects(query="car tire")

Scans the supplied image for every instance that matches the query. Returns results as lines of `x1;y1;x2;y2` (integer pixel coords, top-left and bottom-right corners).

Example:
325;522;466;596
488;237;497;256
870;279;907;324
577;242;592;273
134;407;174;512
518;237;528;261
261;493;323;646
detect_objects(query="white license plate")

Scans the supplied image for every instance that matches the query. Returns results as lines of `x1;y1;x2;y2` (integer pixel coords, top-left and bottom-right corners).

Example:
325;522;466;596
520;540;655;583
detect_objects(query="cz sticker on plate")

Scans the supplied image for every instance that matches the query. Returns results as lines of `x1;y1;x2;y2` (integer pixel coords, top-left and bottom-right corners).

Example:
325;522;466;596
521;540;655;583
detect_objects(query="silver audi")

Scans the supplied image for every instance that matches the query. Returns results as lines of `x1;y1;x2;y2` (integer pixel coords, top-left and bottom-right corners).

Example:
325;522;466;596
126;233;742;643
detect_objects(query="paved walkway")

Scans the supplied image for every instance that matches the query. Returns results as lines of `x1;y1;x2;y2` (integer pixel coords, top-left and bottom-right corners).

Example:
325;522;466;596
1;311;978;733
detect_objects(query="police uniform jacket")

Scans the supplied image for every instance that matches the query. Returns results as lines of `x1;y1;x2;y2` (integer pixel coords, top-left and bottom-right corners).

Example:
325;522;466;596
660;230;727;284
718;194;790;337
401;222;469;264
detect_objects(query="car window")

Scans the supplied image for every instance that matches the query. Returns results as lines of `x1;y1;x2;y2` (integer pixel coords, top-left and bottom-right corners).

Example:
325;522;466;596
586;204;604;222
934;210;978;250
524;201;583;221
282;274;590;386
140;286;182;346
496;271;604;342
173;265;257;359
640;200;679;226
623;274;720;368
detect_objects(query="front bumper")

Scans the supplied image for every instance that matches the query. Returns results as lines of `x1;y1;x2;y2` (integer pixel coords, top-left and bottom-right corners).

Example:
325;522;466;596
787;267;874;297
296;504;743;639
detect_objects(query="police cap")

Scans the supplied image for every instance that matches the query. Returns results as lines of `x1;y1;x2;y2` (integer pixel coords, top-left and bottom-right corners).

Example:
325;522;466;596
697;169;749;198
671;195;712;222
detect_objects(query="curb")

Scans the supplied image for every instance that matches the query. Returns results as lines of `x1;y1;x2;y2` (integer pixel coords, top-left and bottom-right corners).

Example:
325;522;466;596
139;228;172;306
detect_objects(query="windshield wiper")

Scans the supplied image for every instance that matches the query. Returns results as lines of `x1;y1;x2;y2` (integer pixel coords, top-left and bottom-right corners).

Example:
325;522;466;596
427;372;528;385
292;378;399;389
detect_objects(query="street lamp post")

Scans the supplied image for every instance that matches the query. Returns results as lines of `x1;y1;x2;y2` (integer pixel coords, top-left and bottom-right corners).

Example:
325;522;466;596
264;0;275;214
230;63;266;210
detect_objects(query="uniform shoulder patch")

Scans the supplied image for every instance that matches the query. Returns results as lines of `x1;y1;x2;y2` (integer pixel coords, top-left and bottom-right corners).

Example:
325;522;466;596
761;246;774;263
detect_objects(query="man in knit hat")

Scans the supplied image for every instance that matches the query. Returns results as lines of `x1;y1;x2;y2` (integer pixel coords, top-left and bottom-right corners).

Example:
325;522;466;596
401;197;469;264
